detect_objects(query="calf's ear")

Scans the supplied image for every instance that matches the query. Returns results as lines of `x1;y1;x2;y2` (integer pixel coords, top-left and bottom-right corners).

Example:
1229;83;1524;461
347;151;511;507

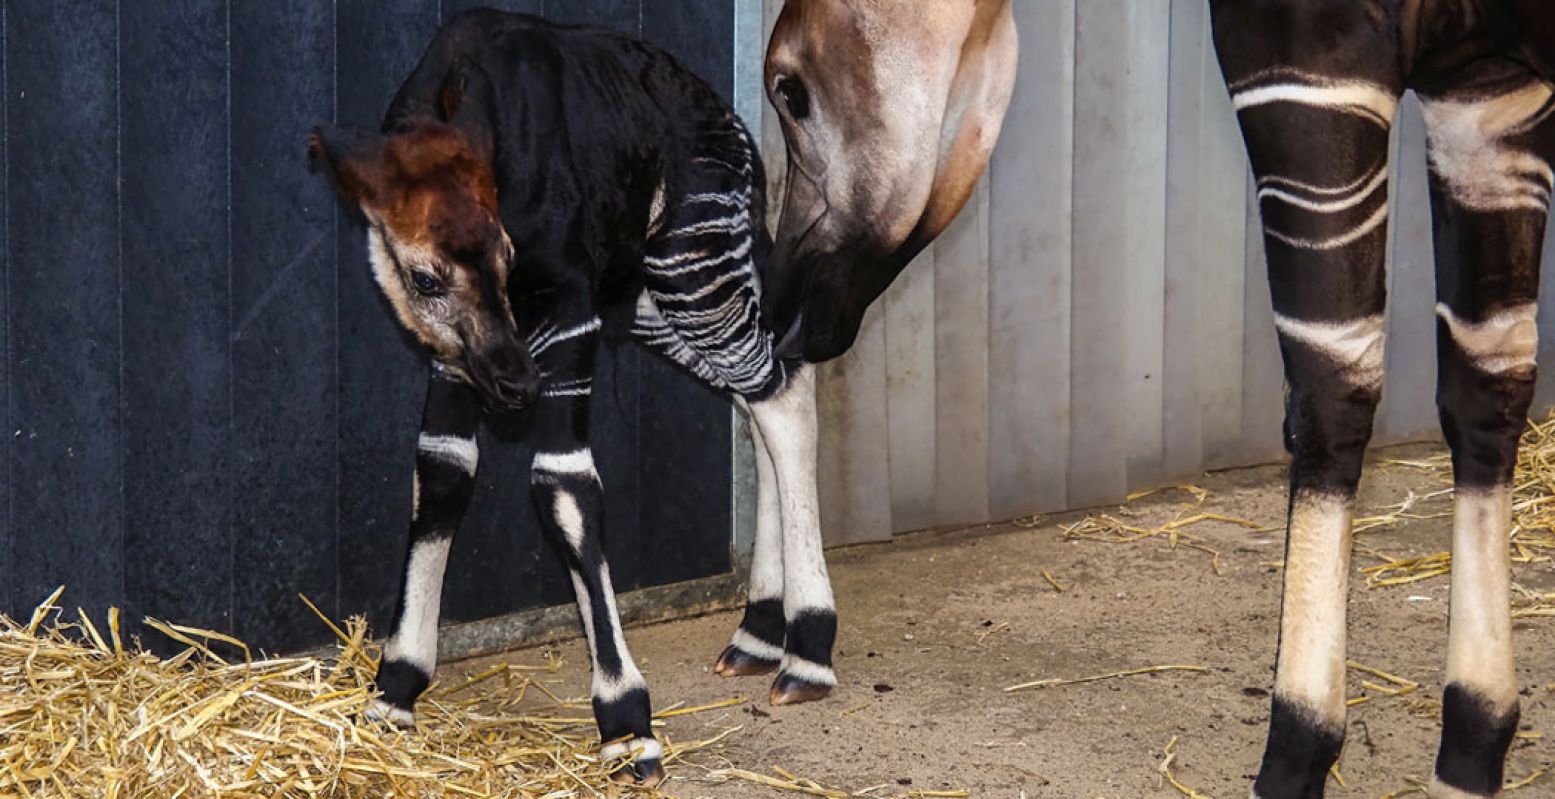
437;58;495;160
308;123;390;208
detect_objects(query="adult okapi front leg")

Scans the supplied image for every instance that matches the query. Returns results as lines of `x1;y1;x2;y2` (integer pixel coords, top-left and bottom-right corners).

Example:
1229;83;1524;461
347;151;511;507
715;398;788;678
371;364;482;727
1210;3;1402;796
1420;71;1553;798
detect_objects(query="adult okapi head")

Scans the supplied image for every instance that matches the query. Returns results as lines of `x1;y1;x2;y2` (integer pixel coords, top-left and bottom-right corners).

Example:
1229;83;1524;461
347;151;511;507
310;61;536;411
764;0;1018;362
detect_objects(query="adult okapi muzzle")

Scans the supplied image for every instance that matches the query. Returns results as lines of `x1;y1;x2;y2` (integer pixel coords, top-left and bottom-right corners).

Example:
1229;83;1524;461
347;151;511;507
310;64;538;413
764;0;1018;362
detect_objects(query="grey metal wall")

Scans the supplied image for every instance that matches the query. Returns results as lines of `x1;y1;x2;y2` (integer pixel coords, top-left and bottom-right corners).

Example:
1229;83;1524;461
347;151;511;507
786;0;1555;545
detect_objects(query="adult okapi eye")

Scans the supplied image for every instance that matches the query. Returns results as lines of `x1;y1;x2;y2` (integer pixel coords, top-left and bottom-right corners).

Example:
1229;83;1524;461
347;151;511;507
776;76;810;120
410;270;444;296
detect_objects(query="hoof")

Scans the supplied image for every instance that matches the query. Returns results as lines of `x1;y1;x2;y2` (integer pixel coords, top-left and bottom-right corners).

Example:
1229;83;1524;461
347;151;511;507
715;644;780;677
603;738;665;787
769;672;834;706
364;698;416;729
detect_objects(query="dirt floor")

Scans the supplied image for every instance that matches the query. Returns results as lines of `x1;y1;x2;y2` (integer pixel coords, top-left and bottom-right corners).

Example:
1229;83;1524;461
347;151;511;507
444;442;1555;798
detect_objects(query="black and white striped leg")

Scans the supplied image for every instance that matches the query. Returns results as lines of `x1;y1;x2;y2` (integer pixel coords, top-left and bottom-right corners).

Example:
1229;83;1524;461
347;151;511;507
371;365;482;727
1218;46;1400;798
716;397;786;677
527;330;661;785
746;366;836;705
1420;76;1551;798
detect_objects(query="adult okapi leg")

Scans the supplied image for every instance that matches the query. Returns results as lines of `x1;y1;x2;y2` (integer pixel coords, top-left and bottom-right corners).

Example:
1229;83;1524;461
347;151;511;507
527;312;661;785
746;366;836;705
371;364;482;726
1211;9;1402;794
1419;73;1553;799
716;398;787;677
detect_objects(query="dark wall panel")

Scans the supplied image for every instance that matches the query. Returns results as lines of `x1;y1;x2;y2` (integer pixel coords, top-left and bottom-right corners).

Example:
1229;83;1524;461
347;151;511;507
230;0;339;645
0;3;11;613
7;1;122;615
120;0;232;636
334;0;443;632
634;1;737;590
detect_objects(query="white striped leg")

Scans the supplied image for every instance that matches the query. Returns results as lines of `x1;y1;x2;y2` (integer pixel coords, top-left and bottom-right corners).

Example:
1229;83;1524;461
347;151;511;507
371;371;481;727
716;398;786;676
532;446;661;786
748;366;836;705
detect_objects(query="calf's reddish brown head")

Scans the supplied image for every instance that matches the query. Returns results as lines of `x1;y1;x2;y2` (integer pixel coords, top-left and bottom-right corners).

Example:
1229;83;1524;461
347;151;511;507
311;66;537;411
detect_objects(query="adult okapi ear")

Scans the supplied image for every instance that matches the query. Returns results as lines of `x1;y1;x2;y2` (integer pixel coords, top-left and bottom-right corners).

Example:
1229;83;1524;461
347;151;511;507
308;123;390;208
437;57;495;162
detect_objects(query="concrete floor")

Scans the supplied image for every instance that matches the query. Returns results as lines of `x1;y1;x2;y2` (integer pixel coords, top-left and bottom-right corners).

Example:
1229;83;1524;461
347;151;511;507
444;443;1555;798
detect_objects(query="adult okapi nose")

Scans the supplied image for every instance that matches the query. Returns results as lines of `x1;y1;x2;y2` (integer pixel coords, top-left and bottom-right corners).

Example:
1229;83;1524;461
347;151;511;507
470;345;539;412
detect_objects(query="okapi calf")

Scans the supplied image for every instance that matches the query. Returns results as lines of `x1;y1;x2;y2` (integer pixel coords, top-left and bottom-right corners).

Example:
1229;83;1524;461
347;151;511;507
1210;2;1555;796
310;11;834;784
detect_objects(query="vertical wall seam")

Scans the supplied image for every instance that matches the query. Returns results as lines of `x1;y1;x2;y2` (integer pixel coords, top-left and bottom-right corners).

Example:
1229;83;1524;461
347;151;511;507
225;0;235;634
331;0;341;620
2;0;10;614
115;0;126;617
1065;0;1080;500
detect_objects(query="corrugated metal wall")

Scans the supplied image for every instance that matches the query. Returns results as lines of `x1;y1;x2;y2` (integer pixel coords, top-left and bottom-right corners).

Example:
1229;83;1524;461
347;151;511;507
780;0;1555;545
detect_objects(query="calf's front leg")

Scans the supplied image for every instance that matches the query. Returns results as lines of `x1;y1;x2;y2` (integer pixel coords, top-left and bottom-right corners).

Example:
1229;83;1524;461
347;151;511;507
529;317;662;785
371;364;482;726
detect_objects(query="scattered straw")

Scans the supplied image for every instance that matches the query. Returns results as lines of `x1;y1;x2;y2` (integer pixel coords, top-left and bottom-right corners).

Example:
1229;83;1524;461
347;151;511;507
1040;569;1067;593
1156;736;1210;799
1062;486;1263;575
1004;664;1207;693
0;590;739;798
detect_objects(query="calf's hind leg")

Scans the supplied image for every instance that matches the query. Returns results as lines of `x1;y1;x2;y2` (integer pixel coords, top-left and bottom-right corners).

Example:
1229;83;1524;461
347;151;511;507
1420;73;1553;799
715;397;787;677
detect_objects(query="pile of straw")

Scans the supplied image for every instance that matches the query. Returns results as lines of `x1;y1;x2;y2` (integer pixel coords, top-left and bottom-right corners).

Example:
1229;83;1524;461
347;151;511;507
0;588;737;798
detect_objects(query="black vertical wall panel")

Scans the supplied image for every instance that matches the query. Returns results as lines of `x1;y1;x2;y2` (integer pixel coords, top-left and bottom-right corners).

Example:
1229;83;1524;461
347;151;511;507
635;2;736;589
334;0;446;632
119;0;232;637
443;0;544;17
0;3;11;613
7;2;122;615
230;1;339;645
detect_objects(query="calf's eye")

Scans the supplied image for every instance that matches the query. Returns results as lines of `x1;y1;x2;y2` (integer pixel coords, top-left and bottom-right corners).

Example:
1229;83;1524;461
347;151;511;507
410;270;443;296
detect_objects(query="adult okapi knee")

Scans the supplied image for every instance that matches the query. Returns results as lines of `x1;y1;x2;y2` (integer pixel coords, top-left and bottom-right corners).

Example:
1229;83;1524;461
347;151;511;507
311;9;821;784
1210;1;1554;796
713;0;1019;693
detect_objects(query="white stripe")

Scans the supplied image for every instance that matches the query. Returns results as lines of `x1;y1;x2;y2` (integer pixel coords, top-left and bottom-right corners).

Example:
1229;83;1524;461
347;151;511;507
778;655;837;687
529;318;601;357
1257;167;1386;213
1233;78;1397;126
383;537;452;677
1446;488;1518;710
552;490;586;553
417;434;478;475
1273;492;1351;724
1422;83;1555;212
532;449;599;478
1436;302;1538;374
1272;313;1384;387
1264;203;1388;251
592;565;648;704
729;628;784;662
600;738;663;763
